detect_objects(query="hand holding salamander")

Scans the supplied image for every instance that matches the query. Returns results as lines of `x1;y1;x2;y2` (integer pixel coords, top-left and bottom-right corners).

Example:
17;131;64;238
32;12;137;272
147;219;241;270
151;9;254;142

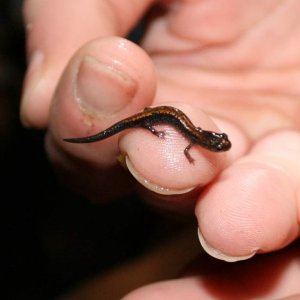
63;106;232;163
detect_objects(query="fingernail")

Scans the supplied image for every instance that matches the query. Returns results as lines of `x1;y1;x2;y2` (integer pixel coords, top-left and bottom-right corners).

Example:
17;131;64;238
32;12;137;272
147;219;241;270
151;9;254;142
75;56;137;116
197;228;257;262
125;156;195;195
20;50;44;127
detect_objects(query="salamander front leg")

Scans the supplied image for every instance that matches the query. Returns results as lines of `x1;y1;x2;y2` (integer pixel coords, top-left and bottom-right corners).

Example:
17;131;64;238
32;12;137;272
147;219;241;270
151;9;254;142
144;124;166;139
184;143;195;164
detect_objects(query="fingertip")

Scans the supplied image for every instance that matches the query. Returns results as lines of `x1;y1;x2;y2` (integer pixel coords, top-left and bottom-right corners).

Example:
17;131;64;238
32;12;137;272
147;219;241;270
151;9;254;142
197;227;257;262
120;125;223;192
48;37;157;164
195;157;298;260
118;104;233;202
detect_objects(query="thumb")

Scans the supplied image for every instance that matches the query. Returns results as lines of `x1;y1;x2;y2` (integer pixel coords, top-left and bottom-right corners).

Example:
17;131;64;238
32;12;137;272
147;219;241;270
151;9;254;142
21;0;154;128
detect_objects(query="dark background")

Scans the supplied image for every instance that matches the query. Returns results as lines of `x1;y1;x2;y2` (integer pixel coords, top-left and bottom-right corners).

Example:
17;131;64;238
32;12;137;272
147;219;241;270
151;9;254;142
1;2;178;299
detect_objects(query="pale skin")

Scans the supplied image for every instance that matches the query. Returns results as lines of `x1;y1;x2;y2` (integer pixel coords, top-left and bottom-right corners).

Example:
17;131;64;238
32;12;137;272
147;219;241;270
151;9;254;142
22;0;300;299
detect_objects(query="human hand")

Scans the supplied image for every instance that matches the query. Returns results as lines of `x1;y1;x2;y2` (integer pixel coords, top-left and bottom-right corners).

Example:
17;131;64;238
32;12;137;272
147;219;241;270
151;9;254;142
22;0;300;298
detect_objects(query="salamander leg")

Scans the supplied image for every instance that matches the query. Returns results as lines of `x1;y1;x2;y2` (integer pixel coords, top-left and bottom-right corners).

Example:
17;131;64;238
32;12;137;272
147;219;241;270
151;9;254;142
145;125;165;138
184;143;195;164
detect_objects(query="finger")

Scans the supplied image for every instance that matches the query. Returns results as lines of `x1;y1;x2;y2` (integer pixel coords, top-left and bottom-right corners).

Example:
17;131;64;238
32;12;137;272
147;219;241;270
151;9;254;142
120;109;247;212
195;130;300;262
46;36;156;200
21;0;154;128
47;35;247;203
122;243;300;300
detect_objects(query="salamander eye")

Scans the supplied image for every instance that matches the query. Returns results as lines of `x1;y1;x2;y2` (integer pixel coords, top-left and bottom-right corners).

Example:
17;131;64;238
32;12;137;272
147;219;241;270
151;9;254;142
216;144;224;151
221;133;228;139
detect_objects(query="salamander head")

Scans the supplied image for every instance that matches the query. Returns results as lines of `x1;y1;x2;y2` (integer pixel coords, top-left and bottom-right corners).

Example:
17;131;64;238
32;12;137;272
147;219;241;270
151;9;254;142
200;131;232;152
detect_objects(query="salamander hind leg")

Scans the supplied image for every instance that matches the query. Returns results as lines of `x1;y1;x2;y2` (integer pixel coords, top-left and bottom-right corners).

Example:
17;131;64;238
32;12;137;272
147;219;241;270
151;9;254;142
184;143;195;164
143;123;165;139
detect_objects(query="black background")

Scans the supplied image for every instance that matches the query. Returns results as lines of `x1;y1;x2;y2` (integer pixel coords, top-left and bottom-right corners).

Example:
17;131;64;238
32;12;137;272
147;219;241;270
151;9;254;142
1;2;176;299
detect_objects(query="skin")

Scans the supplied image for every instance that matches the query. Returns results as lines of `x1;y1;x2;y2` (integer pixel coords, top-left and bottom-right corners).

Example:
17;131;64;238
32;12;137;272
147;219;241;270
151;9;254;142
22;0;300;299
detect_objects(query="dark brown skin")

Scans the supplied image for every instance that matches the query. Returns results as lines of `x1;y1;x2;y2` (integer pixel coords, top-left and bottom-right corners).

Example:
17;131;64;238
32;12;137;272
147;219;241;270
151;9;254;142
63;106;232;163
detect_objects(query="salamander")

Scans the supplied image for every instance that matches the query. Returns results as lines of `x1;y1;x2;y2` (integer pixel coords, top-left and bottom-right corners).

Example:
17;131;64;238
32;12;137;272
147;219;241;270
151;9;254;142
63;106;231;163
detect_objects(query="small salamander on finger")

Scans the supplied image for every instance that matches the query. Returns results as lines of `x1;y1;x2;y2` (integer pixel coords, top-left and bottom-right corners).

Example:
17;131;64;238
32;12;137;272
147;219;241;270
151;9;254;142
63;106;231;163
